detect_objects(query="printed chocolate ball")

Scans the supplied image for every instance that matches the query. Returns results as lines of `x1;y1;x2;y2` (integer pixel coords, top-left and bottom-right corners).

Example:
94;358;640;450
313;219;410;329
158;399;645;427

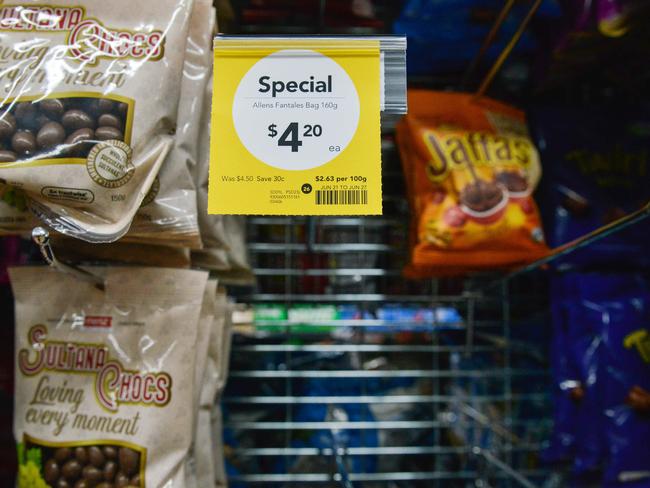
97;98;116;113
495;171;528;193
98;113;122;129
104;460;117;481
54;447;73;464
130;474;140;486
103;446;118;460
74;480;89;488
114;472;129;487
14;101;37;120
37;121;66;149
118;447;139;476
570;385;585;402
0;150;17;162
44;459;60;483
39;98;65;119
36;114;53;129
74;446;88;464
628;387;650;413
56;480;71;488
62;459;82;480
65;128;95;153
14;102;40;131
116;102;128;117
64;98;86;110
11;130;36;155
96;483;115;488
95;126;123;141
0;112;16;139
82;465;103;484
62;109;95;131
86;98;116;116
88;445;105;468
460;180;504;213
561;194;590;216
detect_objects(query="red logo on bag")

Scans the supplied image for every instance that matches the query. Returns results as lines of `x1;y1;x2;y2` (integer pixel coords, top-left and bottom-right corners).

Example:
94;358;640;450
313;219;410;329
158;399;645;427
18;325;173;412
67;19;165;63
0;5;165;63
84;316;112;328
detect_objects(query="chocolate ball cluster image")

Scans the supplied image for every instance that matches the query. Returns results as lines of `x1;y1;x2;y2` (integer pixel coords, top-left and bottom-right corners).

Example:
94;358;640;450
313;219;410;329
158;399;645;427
459;179;505;213
460;171;529;214
495;170;529;193
38;444;142;488
0;97;128;163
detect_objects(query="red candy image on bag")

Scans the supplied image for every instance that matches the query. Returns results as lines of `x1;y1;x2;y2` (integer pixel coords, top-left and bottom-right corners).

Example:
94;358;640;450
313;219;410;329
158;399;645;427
397;90;548;277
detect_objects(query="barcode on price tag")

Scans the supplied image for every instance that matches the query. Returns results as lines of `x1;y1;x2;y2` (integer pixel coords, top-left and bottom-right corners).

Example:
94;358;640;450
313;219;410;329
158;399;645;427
315;190;368;205
209;37;382;215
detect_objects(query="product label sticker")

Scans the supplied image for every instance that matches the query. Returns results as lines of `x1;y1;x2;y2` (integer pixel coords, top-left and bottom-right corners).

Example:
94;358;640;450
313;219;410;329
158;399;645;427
209;38;382;215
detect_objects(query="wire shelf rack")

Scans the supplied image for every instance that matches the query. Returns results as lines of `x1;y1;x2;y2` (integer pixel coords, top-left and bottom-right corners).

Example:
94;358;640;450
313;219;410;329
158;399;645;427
222;128;553;487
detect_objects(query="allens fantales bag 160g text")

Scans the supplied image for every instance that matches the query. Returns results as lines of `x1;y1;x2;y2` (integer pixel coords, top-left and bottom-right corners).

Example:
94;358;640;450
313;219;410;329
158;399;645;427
10;266;209;487
0;1;194;242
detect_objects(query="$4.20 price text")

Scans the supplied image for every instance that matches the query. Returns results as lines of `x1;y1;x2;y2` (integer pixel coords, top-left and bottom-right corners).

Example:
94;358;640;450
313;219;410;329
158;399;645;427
268;122;341;153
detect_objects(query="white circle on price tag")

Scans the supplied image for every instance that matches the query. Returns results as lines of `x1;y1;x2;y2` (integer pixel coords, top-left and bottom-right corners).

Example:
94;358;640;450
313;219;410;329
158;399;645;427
232;49;360;171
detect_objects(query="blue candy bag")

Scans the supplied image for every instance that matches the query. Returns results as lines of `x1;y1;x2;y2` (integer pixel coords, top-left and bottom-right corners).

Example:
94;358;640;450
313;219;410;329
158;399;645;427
565;300;607;480
394;0;561;75
599;297;650;486
546;273;650;479
544;289;578;465
531;107;650;268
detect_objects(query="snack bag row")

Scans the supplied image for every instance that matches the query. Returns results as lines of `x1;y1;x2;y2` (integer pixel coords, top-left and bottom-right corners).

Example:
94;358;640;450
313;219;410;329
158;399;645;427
10;266;232;487
191;62;254;284
546;273;650;486
0;3;252;284
0;1;253;282
123;0;215;250
0;0;209;247
531;105;650;269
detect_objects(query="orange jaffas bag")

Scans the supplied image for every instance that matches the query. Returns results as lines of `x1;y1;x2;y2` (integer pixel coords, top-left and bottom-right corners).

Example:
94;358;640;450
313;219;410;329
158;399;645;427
397;91;548;277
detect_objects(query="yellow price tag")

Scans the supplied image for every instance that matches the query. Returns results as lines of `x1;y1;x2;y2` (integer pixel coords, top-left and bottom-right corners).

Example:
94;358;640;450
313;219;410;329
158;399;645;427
208;38;382;215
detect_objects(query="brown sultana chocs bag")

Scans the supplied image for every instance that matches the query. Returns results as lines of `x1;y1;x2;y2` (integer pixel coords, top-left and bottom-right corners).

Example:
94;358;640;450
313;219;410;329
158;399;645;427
11;266;209;487
0;1;195;243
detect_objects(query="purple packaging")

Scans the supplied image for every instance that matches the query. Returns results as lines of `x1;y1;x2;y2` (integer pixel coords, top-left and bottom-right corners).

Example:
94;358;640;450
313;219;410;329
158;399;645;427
565;301;607;479
544;293;578;464
597;0;628;37
546;273;650;484
531;107;650;269
599;297;650;486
